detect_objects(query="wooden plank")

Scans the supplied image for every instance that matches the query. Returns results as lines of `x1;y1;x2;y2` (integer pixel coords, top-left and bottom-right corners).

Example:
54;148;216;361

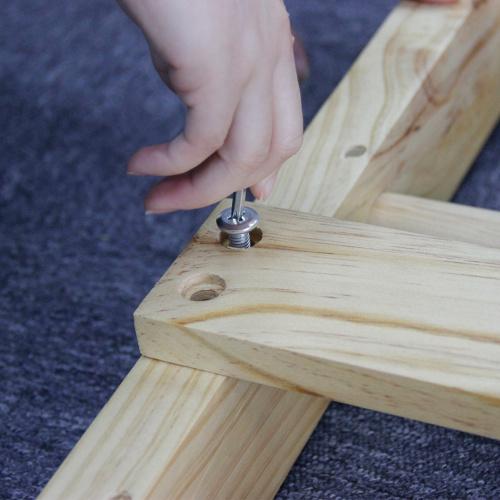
368;193;500;249
136;202;500;440
265;0;500;221
40;356;326;500
40;1;500;497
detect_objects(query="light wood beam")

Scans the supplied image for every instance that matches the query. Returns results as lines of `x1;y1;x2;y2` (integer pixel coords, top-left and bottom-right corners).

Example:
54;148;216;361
266;0;500;221
367;193;500;249
40;357;326;500
136;202;500;440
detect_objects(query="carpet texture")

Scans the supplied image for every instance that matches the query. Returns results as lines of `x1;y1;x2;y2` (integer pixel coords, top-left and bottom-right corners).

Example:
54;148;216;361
1;0;499;498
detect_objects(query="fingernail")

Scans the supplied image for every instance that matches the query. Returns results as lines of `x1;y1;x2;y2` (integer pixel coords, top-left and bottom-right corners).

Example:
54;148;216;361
257;176;277;202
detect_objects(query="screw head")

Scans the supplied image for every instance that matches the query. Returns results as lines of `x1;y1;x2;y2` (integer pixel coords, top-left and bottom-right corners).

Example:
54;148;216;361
216;206;259;235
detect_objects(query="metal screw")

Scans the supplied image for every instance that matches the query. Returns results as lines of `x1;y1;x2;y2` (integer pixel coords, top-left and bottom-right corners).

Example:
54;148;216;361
216;189;259;249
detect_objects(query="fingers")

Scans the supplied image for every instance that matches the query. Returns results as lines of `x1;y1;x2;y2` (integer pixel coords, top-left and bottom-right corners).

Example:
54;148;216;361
127;86;238;177
144;38;302;212
144;78;275;211
125;0;459;215
144;167;223;213
217;72;274;177
251;37;303;201
127;0;303;213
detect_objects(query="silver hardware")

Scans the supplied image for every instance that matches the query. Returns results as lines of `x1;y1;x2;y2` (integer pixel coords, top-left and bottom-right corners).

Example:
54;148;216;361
216;189;259;249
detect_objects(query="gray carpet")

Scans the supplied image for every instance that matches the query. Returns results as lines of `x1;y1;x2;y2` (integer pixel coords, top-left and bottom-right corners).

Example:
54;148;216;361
1;0;499;498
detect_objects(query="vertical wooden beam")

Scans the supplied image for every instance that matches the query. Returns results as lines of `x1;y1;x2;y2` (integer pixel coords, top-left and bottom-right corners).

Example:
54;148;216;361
40;358;325;499
266;0;500;221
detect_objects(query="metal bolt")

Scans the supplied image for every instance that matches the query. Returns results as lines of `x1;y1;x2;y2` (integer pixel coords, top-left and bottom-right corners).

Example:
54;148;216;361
216;189;259;249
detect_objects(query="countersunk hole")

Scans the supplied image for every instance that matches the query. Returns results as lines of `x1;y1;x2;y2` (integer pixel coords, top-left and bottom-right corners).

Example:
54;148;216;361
344;145;367;158
219;227;263;249
180;273;226;301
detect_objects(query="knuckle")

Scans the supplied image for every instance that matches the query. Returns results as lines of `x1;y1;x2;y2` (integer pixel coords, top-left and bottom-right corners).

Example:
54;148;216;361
195;132;226;155
277;131;303;160
235;147;271;176
241;153;270;173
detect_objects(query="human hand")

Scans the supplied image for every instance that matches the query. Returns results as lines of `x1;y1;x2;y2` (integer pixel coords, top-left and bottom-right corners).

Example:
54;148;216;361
119;0;457;214
118;0;302;213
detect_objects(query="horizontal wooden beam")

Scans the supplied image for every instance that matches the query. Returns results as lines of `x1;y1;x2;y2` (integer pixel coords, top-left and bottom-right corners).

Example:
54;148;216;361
266;0;500;222
368;193;500;249
40;356;326;499
136;202;500;440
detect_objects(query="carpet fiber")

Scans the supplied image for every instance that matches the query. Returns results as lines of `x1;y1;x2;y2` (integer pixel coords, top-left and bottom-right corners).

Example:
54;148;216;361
1;0;499;498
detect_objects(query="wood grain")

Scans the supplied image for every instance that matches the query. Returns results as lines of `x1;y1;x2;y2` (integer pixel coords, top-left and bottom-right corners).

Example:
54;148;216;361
368;193;500;249
265;0;500;221
39;356;326;500
136;202;500;440
40;1;500;498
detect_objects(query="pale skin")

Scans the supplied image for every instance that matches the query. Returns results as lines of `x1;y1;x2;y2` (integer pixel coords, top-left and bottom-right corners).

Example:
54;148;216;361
118;0;457;214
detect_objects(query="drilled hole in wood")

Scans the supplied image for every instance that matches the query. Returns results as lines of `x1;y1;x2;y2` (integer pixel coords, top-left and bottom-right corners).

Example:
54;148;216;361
181;273;226;301
219;227;263;249
344;145;367;158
